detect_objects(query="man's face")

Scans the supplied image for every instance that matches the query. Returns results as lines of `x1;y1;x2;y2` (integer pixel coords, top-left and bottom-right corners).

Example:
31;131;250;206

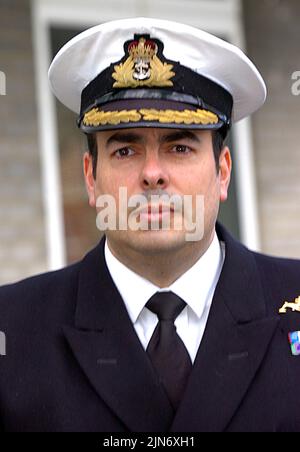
83;127;231;255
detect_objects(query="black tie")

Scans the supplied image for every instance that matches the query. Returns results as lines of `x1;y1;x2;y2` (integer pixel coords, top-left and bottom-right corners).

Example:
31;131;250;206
146;291;192;410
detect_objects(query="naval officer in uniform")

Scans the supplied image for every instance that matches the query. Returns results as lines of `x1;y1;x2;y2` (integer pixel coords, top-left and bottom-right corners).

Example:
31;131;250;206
0;17;300;432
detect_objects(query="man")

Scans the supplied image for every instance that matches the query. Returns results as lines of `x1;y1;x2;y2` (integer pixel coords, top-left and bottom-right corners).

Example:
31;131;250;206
0;17;300;432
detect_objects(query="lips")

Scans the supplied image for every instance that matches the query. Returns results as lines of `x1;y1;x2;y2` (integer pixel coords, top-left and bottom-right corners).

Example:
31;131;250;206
135;205;174;228
137;204;175;215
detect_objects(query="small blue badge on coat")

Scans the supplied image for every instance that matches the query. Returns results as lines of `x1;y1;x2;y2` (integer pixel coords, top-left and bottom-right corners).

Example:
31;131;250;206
288;331;300;356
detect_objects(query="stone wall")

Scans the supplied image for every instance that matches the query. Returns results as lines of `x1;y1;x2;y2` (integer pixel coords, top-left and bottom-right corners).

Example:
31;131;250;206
0;0;47;284
243;0;300;257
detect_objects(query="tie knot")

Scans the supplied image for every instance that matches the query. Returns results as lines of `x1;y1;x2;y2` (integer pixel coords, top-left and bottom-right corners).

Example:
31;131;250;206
146;291;187;322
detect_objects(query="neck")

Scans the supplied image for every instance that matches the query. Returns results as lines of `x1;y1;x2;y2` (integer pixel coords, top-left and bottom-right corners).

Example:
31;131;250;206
106;231;215;288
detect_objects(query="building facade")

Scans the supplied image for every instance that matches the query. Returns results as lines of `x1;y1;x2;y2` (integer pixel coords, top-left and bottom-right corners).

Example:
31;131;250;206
0;0;300;284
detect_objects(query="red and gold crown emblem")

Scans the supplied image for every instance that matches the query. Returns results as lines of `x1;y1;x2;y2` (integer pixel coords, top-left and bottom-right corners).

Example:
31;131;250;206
128;38;158;60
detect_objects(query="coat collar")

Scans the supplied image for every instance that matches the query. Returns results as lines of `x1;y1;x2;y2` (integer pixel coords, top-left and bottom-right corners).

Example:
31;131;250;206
104;231;223;325
63;223;279;432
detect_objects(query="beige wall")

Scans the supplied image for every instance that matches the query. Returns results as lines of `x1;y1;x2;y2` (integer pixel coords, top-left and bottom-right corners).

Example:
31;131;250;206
243;0;300;257
0;0;47;284
0;0;300;285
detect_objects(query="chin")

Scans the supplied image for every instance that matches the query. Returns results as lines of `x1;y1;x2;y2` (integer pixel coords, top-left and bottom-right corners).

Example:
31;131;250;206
120;229;190;255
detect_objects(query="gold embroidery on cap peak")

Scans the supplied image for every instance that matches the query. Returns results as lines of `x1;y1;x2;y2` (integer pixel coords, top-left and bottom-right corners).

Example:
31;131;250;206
83;107;219;127
112;37;175;88
83;108;142;126
140;109;218;125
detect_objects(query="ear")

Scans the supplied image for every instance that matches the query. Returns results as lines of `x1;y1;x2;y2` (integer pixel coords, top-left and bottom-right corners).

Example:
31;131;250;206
219;146;232;203
83;152;96;207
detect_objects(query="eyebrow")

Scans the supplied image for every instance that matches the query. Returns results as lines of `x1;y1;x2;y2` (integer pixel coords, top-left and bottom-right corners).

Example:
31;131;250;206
106;133;145;147
159;130;201;144
105;129;201;147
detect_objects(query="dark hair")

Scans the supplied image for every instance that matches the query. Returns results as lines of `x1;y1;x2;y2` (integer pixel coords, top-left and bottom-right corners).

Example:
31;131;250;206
86;133;98;179
86;129;225;179
212;128;226;171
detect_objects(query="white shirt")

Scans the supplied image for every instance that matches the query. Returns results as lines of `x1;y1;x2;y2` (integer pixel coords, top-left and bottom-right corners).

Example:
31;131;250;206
104;233;225;363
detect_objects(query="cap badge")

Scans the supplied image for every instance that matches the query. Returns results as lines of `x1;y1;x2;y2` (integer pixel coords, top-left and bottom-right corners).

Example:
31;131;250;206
112;36;175;88
279;296;300;314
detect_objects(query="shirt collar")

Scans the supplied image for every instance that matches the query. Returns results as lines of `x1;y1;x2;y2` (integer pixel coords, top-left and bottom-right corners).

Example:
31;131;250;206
104;232;224;324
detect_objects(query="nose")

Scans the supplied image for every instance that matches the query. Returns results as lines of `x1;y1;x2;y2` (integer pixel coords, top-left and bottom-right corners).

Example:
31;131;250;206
139;152;169;190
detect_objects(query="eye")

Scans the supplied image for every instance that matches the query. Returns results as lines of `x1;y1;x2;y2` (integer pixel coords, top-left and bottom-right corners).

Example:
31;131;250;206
114;147;135;158
171;144;192;154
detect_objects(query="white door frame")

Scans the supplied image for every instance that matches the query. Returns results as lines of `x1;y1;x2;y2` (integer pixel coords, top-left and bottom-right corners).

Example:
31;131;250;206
31;0;260;270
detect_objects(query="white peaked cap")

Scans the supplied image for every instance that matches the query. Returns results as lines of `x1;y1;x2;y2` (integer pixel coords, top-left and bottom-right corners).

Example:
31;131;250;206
49;17;266;129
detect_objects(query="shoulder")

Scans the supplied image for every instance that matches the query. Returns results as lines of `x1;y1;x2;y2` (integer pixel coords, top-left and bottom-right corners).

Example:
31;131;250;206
253;250;300;282
0;260;81;333
0;260;81;301
218;220;300;314
251;250;300;314
218;222;300;290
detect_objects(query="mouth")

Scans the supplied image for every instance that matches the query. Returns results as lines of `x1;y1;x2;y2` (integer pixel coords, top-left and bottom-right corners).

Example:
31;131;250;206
135;204;175;222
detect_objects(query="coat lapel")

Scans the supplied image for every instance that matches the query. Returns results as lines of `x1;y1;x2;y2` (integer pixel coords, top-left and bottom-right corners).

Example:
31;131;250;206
63;240;173;432
171;224;280;432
